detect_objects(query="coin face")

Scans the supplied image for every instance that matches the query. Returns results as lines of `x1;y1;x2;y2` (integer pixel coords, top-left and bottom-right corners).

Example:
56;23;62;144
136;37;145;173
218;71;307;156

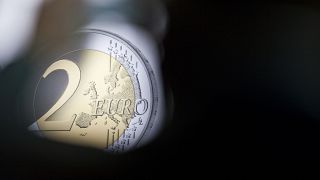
28;30;158;153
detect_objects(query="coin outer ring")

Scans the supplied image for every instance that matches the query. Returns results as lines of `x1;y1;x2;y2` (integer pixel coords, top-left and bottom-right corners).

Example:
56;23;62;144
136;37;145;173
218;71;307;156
32;29;159;152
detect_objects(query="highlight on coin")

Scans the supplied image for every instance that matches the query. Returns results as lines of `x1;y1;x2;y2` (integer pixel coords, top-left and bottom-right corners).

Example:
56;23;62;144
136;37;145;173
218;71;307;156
24;29;166;153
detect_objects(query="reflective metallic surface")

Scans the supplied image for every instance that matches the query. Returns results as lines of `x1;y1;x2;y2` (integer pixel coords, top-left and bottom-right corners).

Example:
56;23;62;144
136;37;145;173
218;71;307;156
28;30;160;152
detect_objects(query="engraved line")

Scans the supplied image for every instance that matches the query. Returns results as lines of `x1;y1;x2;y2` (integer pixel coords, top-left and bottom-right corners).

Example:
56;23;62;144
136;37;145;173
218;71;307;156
106;129;109;149
112;132;115;147
117;129;119;143
109;52;112;73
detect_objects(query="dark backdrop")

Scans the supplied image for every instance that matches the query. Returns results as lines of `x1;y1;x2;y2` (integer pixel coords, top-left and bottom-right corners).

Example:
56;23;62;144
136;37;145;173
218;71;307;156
1;0;320;178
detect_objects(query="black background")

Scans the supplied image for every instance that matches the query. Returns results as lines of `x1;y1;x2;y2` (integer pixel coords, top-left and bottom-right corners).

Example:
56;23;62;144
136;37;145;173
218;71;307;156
2;0;320;178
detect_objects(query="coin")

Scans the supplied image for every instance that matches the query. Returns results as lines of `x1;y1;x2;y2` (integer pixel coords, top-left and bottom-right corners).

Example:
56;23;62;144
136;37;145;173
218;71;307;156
28;30;158;153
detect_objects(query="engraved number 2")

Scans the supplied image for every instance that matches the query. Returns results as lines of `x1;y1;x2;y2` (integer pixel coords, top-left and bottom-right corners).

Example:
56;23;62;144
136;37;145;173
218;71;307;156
30;60;81;131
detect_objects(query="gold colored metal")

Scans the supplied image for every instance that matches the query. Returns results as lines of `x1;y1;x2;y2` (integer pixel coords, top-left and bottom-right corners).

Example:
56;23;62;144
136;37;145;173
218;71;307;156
36;50;135;149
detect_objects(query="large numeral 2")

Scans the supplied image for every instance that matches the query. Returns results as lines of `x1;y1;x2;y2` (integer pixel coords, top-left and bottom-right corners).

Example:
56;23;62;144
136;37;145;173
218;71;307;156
29;60;81;131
